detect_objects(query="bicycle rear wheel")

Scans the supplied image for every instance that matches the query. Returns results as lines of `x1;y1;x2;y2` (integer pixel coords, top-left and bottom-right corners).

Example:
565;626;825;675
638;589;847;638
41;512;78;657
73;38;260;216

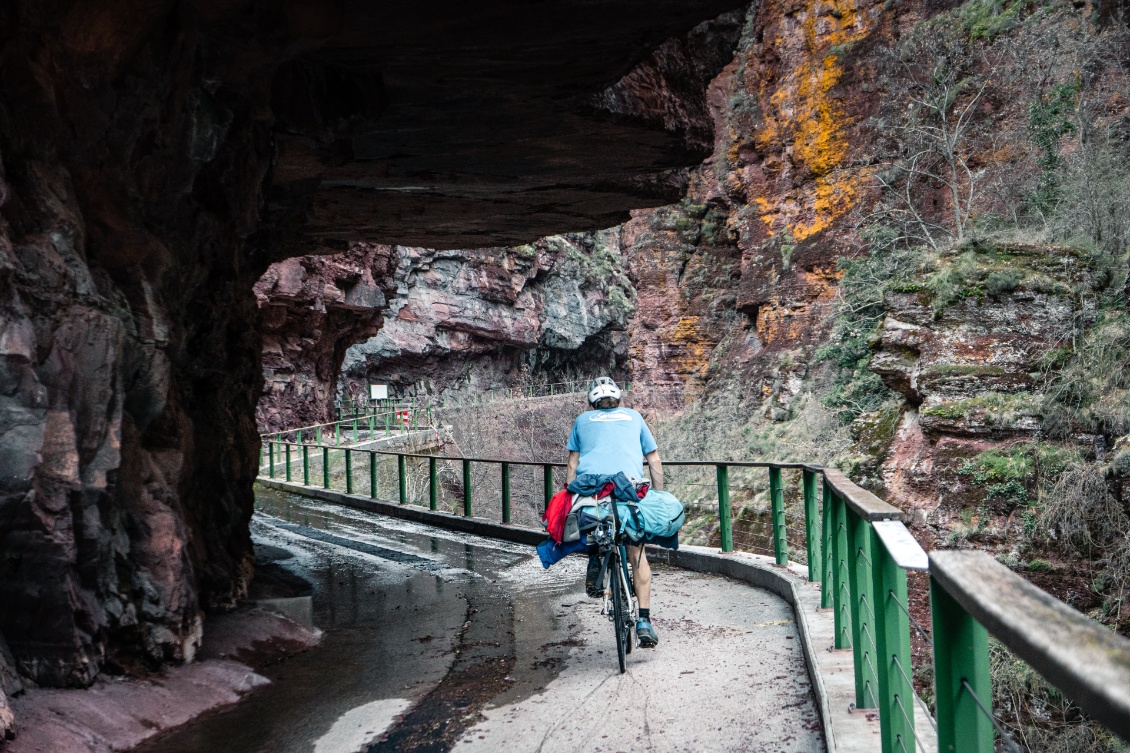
611;551;628;673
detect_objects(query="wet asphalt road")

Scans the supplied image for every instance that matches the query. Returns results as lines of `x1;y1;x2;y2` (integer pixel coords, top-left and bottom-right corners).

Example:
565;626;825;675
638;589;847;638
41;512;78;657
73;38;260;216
137;489;824;753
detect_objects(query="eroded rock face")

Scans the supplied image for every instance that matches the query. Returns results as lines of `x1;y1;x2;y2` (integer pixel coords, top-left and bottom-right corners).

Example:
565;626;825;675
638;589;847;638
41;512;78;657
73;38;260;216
256;244;396;431
871;245;1096;437
338;233;635;398
0;7;271;686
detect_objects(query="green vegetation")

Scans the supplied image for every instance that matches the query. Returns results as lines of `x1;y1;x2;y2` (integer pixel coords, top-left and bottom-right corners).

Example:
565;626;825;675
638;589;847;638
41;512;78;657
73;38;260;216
921;391;1040;425
990;638;1130;752
1042;311;1130;440
918;242;1089;316
1028;80;1080;213
814;242;921;423
957;446;1035;504
955;0;1042;40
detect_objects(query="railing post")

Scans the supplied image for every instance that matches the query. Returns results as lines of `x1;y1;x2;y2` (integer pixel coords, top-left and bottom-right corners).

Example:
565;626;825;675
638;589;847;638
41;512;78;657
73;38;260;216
501;462;511;524
832;488;851;649
716;464;732;553
871;528;915;753
322;447;329;488
370;452;378;499
368;415;374;438
803;469;821;582
269;441;275;478
398;454;407;505
296;429;302;444
769;466;787;565
429;457;438;511
335;422;341;445
316;426;322;445
846;507;879;709
352;418;358;443
821;477;834;608
302;445;310;485
385;413;390;437
542;464;553;509
462;459;472;517
931;576;993;753
285;444;292;482
345;449;353;494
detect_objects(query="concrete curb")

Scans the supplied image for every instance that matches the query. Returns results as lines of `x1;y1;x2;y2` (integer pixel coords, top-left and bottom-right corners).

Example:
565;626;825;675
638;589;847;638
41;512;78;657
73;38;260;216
255;478;934;753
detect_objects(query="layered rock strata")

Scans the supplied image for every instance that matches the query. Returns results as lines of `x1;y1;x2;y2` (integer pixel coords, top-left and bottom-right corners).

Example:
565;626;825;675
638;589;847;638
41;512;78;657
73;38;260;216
338;233;635;400
872;245;1095;437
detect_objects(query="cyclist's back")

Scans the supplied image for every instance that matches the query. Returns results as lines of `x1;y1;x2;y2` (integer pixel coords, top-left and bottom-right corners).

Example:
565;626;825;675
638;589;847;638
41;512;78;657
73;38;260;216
567;405;655;480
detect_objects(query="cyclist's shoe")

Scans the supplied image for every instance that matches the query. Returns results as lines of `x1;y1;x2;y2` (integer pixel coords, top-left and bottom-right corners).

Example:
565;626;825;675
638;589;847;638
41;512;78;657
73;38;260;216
585;554;603;598
636;619;659;648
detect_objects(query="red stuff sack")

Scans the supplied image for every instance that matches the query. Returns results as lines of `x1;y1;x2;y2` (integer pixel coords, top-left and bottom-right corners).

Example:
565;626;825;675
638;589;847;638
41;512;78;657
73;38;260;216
542;488;573;543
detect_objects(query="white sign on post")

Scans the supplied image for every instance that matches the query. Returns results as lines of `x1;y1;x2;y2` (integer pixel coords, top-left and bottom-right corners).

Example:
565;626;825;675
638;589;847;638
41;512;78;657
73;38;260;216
369;384;388;400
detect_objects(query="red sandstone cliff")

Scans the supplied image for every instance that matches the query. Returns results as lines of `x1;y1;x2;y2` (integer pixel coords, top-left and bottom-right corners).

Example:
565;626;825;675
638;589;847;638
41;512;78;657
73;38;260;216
255;243;396;431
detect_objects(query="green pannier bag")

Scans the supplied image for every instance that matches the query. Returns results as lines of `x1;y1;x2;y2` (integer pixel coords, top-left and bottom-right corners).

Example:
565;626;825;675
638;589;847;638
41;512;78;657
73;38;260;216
619;489;685;541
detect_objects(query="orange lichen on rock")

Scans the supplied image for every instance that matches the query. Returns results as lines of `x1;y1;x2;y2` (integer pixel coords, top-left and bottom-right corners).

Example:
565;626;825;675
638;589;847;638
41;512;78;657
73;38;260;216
663;315;716;377
755;264;843;344
744;0;879;242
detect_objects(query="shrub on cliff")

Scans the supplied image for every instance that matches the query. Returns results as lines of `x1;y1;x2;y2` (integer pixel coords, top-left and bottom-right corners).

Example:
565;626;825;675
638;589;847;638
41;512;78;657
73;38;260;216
1041;310;1130;440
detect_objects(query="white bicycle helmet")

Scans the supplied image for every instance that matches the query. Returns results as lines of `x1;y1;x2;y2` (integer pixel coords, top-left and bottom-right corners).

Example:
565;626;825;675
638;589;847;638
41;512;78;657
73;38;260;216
588;376;622;406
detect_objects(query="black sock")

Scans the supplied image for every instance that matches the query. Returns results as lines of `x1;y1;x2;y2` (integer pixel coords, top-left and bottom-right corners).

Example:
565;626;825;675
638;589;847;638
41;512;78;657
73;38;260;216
639;608;650;621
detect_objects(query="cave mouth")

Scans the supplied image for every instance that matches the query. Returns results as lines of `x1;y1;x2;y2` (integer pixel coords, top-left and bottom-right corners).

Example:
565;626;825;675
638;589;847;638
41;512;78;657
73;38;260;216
0;0;745;695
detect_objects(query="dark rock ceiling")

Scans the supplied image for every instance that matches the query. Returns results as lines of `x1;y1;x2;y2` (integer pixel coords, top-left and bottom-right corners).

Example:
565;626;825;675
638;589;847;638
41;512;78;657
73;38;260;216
261;0;744;251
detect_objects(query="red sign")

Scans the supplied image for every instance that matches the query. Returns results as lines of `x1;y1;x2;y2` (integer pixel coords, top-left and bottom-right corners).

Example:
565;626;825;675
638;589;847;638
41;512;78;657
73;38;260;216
397;410;410;426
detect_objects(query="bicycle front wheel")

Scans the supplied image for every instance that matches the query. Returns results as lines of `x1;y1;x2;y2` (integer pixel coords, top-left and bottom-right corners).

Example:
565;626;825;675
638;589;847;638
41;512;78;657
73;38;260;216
611;552;628;674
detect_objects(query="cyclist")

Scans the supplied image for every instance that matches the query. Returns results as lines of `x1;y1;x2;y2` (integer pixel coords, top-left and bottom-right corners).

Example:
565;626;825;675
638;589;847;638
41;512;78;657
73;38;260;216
565;377;664;648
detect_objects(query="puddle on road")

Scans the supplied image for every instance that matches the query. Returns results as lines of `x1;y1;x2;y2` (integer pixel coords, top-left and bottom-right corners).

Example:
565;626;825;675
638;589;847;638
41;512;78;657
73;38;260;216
135;489;584;753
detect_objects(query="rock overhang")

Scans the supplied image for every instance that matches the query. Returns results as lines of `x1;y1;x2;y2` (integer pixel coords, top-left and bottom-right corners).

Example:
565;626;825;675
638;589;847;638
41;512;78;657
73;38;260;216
256;0;745;252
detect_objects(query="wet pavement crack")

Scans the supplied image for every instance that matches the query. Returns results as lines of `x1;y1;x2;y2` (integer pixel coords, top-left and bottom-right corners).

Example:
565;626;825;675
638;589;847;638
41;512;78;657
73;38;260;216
369;577;517;753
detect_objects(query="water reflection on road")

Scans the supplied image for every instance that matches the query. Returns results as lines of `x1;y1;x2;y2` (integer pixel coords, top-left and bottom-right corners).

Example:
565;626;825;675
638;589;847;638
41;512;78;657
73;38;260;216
135;488;584;753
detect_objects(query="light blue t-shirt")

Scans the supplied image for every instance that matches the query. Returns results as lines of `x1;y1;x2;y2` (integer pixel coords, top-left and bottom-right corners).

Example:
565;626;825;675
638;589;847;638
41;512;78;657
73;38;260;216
566;407;658;478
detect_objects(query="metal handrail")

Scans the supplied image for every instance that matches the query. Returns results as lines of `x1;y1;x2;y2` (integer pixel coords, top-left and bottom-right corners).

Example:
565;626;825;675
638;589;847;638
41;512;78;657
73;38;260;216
930;550;1130;743
262;408;418;437
255;432;1130;752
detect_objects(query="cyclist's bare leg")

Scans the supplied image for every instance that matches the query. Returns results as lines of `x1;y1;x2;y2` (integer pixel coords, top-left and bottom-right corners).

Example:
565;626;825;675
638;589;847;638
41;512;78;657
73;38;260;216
628;545;650;609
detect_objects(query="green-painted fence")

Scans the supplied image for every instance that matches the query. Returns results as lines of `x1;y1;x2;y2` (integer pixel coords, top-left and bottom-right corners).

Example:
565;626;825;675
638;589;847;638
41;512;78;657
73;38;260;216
263;407;431;448
257;437;1130;752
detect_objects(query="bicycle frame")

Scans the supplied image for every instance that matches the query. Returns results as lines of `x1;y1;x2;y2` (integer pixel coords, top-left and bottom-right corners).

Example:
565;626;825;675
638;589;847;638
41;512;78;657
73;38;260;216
593;500;638;618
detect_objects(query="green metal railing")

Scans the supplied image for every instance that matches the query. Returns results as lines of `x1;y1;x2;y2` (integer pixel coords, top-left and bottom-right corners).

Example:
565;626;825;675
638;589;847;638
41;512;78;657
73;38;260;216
257;437;1130;752
263;407;433;449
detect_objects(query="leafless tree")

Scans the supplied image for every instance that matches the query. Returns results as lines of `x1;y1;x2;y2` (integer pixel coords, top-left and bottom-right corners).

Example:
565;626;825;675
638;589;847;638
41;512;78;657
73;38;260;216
871;25;993;249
